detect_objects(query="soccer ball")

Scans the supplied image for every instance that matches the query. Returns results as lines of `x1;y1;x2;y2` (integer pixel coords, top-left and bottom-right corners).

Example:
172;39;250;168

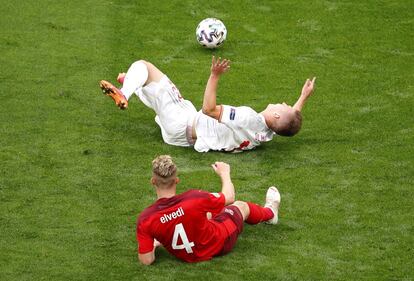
196;18;227;49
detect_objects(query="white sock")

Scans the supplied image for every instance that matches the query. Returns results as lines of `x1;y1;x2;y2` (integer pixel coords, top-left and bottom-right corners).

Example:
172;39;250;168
120;61;148;100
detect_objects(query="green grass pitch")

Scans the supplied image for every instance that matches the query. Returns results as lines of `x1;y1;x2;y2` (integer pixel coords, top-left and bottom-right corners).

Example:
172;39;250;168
1;0;413;280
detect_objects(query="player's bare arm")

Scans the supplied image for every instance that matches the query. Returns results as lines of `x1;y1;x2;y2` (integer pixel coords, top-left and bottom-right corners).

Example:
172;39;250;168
211;162;235;205
202;56;231;120
138;239;162;265
138;249;155;265
293;77;316;112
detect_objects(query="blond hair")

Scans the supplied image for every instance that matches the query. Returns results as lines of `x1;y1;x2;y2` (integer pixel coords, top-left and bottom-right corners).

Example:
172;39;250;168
152;155;177;186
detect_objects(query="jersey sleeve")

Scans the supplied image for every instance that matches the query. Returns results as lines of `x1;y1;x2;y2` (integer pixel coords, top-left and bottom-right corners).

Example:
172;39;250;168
198;191;226;213
220;105;256;129
137;221;154;254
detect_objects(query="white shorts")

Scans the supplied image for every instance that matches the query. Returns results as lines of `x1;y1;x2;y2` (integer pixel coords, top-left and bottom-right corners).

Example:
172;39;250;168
137;75;197;147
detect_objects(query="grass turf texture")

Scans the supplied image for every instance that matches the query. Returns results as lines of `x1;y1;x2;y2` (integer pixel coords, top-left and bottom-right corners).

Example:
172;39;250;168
1;0;413;280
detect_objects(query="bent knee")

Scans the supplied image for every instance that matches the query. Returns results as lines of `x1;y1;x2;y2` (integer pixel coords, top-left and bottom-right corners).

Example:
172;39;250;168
233;201;247;207
131;60;149;68
134;59;158;70
231;201;249;220
132;60;163;83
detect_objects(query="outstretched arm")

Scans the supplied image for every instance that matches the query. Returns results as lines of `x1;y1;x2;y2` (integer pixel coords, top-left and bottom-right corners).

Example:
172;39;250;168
202;56;231;120
211;162;235;205
293;77;316;112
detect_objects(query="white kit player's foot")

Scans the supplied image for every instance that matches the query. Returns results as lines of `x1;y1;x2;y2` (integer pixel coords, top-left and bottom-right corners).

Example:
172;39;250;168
99;80;128;110
264;186;281;225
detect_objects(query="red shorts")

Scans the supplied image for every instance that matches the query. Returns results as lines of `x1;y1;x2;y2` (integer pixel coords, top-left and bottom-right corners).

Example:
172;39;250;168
212;205;244;256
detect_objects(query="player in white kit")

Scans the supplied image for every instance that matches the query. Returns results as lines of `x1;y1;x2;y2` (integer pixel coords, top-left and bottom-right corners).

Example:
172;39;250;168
99;57;316;152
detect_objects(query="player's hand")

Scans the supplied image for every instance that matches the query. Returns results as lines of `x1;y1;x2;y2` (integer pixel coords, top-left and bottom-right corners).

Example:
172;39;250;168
301;77;316;99
211;56;231;76
212;161;231;177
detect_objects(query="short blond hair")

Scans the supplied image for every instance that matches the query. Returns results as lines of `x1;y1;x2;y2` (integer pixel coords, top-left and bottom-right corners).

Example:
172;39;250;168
152;155;177;186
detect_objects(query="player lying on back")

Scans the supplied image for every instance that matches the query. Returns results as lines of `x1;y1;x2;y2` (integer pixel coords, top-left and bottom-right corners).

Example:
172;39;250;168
100;57;316;152
137;155;281;264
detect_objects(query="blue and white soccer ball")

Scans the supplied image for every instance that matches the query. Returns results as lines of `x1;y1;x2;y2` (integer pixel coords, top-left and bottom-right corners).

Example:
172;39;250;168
196;18;227;49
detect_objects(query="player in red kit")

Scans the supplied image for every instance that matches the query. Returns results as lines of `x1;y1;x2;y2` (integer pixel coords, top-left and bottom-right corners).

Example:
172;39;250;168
136;155;281;265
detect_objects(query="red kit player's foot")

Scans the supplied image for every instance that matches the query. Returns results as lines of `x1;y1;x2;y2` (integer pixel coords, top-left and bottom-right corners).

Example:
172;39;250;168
99;80;128;109
264;186;281;224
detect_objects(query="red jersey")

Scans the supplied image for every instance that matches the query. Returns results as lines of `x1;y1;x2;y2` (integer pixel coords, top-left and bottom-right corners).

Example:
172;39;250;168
136;189;228;262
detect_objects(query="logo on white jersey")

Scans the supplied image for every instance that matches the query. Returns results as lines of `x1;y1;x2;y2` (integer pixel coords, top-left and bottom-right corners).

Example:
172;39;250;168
160;207;185;224
230;108;236;120
255;133;266;141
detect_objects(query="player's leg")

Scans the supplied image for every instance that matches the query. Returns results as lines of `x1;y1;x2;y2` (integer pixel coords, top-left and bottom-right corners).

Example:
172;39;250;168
212;187;280;258
119;60;164;100
99;60;164;109
101;60;197;147
230;201;250;220
231;186;281;225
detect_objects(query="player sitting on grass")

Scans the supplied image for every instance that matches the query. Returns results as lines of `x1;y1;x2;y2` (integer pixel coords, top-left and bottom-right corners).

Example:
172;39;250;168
137;155;281;264
100;57;316;152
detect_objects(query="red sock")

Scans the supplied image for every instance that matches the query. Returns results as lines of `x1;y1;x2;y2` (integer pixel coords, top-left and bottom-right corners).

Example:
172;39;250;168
246;202;274;225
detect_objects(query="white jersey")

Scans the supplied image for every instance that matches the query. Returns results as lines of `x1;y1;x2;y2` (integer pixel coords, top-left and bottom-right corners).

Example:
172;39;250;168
194;105;275;152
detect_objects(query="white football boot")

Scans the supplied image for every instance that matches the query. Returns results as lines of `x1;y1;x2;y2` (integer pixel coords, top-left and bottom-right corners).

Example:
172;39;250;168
264;186;281;224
